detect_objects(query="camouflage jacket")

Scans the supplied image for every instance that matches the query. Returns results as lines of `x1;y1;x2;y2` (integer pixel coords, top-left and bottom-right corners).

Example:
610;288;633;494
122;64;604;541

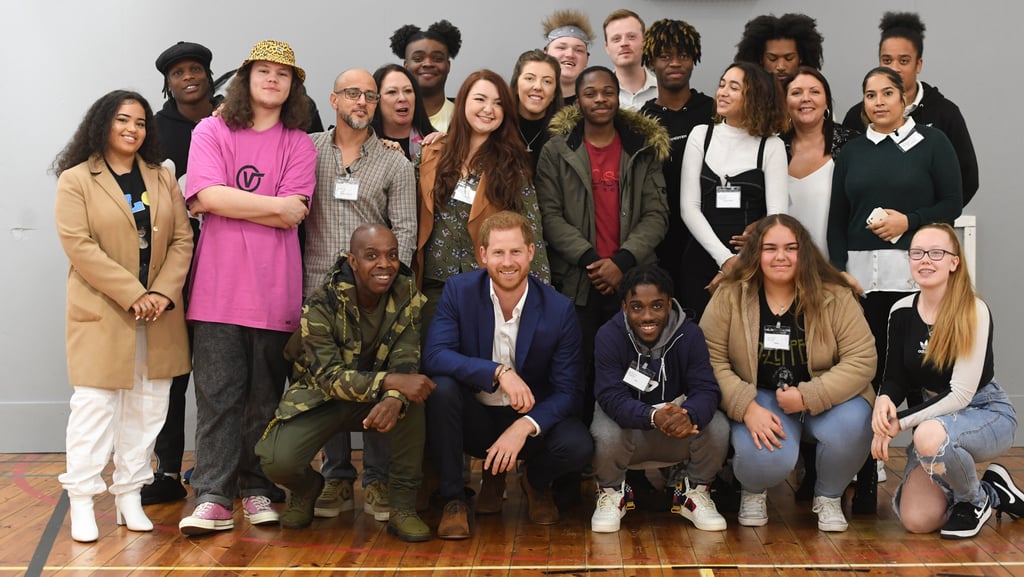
273;256;426;422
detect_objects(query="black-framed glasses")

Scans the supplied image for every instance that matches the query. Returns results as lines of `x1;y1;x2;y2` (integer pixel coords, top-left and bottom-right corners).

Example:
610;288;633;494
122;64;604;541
908;248;957;261
334;87;380;103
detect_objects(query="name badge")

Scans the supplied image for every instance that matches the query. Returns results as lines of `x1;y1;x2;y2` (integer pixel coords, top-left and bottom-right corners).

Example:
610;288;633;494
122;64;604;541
623;359;660;393
763;325;791;351
453;180;476;204
716;185;741;209
333;175;359;200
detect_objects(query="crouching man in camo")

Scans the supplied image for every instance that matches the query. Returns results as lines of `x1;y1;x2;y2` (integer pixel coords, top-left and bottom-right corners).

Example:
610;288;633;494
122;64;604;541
256;224;435;542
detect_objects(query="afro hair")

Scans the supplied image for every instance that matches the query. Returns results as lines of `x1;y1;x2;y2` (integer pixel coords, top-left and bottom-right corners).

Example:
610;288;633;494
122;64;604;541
734;13;824;70
390;19;462;60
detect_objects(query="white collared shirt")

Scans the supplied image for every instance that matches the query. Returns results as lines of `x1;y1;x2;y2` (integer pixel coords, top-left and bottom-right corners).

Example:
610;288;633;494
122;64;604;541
850;117;921;294
903;80;924;117
478;280;541;435
866;116;919;145
618;69;659;111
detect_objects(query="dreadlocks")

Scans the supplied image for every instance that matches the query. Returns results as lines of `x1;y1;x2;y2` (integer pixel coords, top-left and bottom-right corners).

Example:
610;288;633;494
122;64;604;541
642;18;702;68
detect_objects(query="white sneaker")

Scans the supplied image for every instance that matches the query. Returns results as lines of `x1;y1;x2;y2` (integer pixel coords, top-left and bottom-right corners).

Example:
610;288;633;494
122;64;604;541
673;479;726;531
877;460;887;483
812;495;848;532
591;484;629;533
738;490;768;527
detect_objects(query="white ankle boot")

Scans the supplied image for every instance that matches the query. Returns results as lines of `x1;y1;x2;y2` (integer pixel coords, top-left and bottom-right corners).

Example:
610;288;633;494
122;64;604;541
69;495;98;542
115;492;153;532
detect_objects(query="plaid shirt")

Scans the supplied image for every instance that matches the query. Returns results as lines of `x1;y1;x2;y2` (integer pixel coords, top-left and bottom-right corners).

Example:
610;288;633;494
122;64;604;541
303;128;416;297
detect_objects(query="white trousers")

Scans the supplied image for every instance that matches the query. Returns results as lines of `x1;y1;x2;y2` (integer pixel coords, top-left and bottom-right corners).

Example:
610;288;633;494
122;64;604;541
59;324;171;497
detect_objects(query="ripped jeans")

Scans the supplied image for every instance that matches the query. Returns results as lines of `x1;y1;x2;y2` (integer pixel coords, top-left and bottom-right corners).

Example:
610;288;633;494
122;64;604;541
895;382;1017;515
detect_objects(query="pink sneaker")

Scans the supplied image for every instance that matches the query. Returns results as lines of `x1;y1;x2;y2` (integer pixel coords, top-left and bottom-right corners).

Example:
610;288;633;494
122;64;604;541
179;502;234;535
242;495;280;526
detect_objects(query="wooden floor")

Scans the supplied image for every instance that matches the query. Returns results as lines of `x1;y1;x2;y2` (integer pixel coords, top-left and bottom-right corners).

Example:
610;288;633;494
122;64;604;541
5;452;1024;576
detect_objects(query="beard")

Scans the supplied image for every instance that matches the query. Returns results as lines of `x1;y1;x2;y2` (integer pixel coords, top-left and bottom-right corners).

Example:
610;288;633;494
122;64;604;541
343;111;371;130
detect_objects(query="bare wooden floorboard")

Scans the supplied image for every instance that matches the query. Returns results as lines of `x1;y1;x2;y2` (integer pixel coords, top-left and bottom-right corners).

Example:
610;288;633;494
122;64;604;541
6;452;1024;575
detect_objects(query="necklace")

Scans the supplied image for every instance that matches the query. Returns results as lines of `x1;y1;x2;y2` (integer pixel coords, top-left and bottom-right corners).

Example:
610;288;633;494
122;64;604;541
766;295;795;316
519;127;542;152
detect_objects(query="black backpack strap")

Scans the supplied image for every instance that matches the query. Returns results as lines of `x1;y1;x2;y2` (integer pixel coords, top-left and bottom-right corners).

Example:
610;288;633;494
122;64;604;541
757;136;767;170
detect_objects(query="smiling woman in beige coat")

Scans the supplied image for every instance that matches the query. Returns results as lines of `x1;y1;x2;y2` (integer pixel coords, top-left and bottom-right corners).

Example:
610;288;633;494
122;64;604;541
53;90;193;543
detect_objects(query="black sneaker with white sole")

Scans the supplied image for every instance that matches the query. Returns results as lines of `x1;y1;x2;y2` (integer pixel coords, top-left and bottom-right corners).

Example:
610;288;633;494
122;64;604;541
982;463;1024;519
940;497;991;539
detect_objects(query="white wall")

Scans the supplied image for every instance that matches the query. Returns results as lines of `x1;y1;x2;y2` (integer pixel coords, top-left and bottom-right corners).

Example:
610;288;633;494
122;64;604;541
4;1;1021;451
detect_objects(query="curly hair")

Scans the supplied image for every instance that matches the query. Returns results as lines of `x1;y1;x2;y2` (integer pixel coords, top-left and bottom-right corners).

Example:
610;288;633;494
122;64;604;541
734;13;824;70
542;9;594;45
390;20;462;59
509;50;563;124
722;214;853;340
219;62;311;131
641;18;702;69
371;64;437;140
713;62;787;137
781;66;836;156
619;264;675;300
53;90;161;176
433;70;530;212
879;12;925;58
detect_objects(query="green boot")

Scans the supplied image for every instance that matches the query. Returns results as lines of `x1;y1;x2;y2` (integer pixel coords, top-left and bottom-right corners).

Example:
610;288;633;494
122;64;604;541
387;509;431;542
281;469;325;529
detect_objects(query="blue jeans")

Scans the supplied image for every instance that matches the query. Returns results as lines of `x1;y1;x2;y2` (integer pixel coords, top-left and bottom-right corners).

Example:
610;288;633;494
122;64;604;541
731;388;872;498
894;381;1017;513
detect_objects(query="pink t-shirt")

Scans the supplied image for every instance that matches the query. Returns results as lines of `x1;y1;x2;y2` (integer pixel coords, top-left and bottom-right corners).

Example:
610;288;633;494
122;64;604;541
185;116;316;332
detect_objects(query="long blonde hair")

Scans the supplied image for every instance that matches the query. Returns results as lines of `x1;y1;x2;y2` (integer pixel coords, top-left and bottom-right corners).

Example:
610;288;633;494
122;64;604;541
918;223;977;370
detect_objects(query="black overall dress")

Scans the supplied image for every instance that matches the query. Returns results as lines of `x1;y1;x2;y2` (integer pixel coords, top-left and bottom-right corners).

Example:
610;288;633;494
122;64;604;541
680;124;768;319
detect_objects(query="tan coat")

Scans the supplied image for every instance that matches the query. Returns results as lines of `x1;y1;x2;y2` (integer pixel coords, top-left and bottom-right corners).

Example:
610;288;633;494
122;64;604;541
55;155;193;389
414;142;551;288
699;281;876;422
414;142;499;288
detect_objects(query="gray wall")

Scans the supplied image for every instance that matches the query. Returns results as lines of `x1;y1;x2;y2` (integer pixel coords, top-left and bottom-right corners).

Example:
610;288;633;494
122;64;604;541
4;1;1021;451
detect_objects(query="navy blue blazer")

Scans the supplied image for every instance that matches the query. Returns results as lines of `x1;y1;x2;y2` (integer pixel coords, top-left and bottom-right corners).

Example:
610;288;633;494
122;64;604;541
422;269;584;433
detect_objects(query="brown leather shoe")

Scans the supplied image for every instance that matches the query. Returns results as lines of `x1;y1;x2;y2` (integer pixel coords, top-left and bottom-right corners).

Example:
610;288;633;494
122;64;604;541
476;471;506;514
520;475;559;525
437;500;471;539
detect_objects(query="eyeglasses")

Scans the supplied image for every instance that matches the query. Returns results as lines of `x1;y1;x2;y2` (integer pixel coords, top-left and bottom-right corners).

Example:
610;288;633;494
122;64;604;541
908;248;957;261
334;87;380;103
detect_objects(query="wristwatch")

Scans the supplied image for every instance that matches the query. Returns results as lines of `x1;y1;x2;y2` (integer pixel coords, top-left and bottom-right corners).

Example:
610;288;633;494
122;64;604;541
494;364;514;388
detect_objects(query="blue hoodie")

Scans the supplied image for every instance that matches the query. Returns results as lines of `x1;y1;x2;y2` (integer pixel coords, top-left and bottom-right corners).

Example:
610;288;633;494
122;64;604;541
593;299;721;430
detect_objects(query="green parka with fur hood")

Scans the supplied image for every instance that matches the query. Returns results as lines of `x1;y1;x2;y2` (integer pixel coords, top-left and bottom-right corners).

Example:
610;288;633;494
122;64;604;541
535;105;670;306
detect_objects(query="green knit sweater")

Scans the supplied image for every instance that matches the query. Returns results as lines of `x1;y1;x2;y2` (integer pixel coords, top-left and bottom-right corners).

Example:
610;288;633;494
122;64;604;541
827;124;962;270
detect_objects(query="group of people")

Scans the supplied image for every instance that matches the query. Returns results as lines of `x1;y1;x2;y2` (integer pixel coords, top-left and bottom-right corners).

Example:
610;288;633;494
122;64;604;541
52;6;1020;549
